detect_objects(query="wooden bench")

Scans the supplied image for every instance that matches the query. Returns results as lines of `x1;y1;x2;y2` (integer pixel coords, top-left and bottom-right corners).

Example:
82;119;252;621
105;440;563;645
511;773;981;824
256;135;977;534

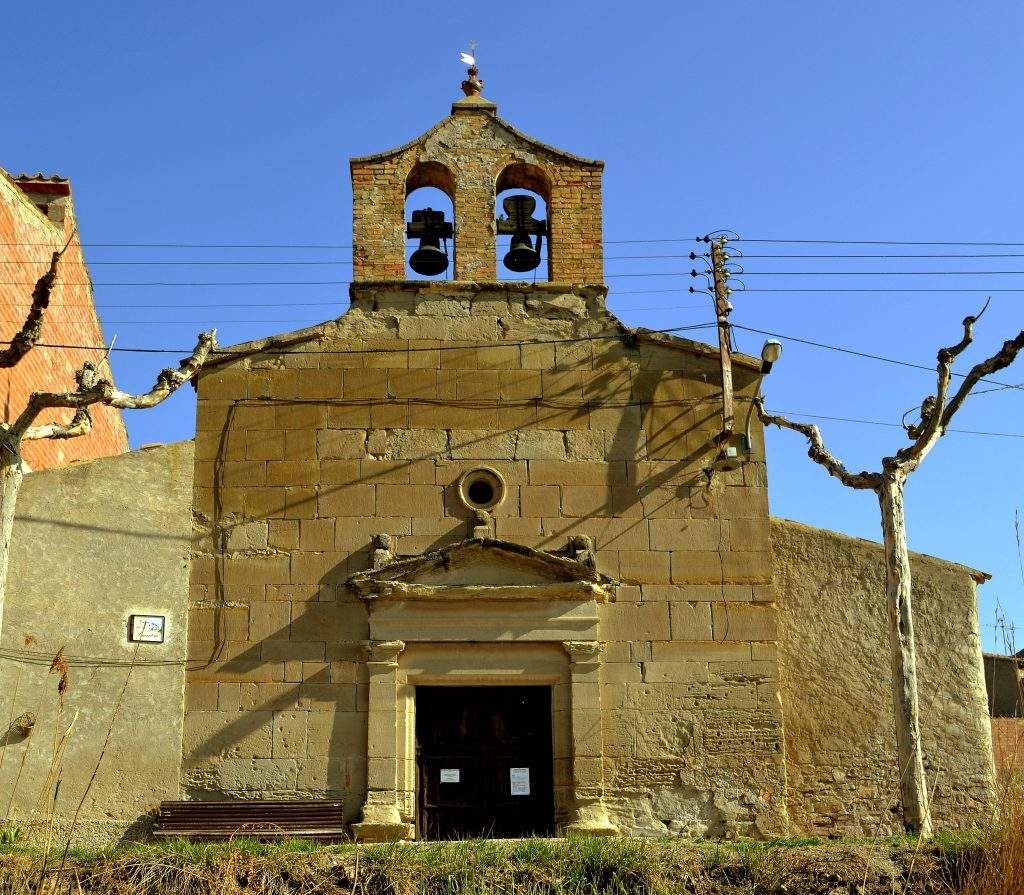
154;800;347;841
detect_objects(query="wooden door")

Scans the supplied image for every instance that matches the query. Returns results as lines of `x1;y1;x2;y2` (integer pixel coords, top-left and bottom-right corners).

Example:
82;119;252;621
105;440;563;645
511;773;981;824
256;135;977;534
415;685;555;839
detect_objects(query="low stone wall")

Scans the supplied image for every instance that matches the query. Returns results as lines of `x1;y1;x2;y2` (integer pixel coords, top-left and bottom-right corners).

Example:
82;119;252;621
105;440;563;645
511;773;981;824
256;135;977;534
772;517;996;836
0;442;193;844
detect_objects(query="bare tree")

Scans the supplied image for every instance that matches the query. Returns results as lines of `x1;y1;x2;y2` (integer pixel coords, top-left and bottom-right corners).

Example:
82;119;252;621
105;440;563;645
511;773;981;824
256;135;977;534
0;251;217;643
758;301;1024;838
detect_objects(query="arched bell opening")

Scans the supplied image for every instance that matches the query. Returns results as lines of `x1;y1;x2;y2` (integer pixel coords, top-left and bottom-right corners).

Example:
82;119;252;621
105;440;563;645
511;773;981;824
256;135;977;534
405;162;456;280
495;163;551;282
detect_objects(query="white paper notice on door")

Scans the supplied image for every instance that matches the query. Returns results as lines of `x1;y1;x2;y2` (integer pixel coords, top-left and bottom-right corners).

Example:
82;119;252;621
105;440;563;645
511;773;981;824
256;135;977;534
510;767;530;796
440;769;460;783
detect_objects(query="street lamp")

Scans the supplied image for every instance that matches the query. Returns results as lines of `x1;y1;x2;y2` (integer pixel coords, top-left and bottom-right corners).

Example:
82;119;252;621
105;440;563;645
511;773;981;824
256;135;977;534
760;339;783;374
744;339;784;454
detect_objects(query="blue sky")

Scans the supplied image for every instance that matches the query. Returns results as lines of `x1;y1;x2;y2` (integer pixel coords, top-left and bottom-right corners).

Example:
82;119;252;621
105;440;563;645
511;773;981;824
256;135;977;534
2;1;1022;650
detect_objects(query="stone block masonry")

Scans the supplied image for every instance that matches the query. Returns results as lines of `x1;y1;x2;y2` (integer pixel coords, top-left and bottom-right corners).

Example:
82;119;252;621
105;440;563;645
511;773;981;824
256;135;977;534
0;170;128;469
184;280;788;837
180;279;998;839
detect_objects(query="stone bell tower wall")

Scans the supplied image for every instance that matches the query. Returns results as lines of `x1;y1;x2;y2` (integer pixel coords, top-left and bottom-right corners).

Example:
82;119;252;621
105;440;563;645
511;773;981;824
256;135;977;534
350;101;604;283
184;283;788;836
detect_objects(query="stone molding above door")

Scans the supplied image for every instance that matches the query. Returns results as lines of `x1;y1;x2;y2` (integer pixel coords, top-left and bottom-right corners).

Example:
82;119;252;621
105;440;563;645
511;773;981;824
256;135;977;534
348;537;616;601
349;537;617;644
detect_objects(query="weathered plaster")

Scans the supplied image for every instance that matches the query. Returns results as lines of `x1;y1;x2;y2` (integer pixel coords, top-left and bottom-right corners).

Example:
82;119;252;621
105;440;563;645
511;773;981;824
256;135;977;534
772;517;996;835
0;442;193;844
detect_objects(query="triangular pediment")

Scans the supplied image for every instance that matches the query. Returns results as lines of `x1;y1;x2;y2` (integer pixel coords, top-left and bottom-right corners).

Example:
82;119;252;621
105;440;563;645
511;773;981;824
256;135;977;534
348;538;615;602
349;112;602;169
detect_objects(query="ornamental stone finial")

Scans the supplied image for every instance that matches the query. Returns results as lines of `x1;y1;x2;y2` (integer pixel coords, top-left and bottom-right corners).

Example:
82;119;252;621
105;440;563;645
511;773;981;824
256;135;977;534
460;43;483;97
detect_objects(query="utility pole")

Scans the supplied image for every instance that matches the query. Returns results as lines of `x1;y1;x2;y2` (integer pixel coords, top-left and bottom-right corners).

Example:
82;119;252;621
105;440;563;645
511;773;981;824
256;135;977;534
709;237;734;447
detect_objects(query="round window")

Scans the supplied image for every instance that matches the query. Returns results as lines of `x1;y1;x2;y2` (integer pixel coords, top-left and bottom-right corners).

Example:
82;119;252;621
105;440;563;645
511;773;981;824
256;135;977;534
458;468;506;511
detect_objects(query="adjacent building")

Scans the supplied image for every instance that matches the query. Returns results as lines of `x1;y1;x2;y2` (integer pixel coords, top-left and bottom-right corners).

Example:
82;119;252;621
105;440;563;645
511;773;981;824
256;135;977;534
0;168;127;468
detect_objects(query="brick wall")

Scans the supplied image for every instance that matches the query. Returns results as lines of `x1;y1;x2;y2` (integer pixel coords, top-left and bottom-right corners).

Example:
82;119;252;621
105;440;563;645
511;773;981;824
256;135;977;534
0;170;128;469
991;717;1024;771
350;99;604;283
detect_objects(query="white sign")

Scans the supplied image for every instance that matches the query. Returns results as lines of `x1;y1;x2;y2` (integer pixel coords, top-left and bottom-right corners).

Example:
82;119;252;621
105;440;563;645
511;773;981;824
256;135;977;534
510;767;530;796
440;768;460;783
129;615;165;643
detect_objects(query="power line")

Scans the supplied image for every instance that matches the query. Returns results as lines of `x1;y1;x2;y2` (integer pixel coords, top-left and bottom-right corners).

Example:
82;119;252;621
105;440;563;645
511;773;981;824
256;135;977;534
231;395;1024;438
7;283;1024;295
4;315;1020;398
0;322;718;356
0;238;690;249
732;323;1024;391
2;272;702;285
0;304;709;324
12;268;1024;287
0;646;185;668
737;238;1024;247
732;253;1024;259
8;235;1024;249
741;288;1024;293
8;318;334;326
767;409;1024;438
740;270;1024;276
13;251;1024;264
0;299;706;311
0;254;705;264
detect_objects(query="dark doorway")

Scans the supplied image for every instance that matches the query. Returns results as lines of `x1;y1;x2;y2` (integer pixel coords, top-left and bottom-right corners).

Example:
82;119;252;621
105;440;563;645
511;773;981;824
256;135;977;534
415;685;555;840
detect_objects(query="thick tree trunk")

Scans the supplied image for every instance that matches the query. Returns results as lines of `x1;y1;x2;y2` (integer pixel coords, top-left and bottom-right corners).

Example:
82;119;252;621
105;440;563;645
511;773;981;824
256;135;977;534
878;469;933;838
0;451;23;647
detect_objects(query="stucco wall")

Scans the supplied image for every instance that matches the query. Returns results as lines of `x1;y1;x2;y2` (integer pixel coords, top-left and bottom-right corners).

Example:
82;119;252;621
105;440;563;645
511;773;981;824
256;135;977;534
0;442;193;844
771;517;996;836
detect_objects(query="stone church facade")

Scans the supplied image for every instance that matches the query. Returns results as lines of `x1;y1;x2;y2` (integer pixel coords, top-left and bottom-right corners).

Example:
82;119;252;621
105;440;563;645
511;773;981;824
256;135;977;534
0;81;997;843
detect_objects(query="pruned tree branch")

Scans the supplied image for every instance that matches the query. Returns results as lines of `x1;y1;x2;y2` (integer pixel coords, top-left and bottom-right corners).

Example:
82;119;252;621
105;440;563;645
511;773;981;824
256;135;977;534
900;299;990;467
939;330;1024;431
756;400;881;491
896;301;1024;470
7;330;217;444
23;408;92;442
0;251;63;369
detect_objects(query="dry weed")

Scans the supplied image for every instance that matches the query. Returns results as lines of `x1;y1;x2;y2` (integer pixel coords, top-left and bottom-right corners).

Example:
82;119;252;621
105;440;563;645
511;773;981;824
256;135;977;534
953;774;1024;894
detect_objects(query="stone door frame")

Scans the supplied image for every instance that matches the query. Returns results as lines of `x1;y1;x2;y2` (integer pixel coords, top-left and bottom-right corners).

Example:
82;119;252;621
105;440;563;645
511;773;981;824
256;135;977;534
353;634;617;841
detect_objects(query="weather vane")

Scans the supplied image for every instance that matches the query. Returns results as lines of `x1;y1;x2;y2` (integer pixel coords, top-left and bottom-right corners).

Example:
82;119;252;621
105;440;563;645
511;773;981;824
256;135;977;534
460;42;483;97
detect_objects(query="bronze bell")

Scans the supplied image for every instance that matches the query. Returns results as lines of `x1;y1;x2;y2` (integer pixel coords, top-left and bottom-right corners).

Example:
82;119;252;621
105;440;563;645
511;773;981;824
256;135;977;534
407;208;453;277
409;239;449;277
497;195;546;275
503;233;541;273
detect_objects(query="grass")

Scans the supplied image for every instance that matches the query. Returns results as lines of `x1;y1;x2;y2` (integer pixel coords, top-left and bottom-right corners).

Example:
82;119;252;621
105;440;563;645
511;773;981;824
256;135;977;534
0;835;996;895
